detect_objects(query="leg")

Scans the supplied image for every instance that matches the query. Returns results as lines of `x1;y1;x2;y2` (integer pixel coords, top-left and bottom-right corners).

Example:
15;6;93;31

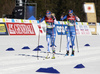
71;31;76;51
46;35;51;53
71;35;75;51
67;36;70;51
71;31;76;56
66;30;70;56
45;35;51;59
66;36;70;56
51;28;56;59
51;28;56;52
51;34;56;51
51;28;56;47
66;30;71;51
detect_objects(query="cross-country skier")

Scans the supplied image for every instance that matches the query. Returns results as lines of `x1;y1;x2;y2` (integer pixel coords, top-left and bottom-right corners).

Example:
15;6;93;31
61;10;80;56
39;11;57;59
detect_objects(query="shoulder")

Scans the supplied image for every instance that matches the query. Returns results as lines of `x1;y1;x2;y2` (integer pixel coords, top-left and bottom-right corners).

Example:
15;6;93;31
44;16;47;19
51;15;55;20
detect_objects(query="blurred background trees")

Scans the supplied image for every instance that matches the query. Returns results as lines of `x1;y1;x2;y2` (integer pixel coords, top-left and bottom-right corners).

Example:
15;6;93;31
0;0;100;22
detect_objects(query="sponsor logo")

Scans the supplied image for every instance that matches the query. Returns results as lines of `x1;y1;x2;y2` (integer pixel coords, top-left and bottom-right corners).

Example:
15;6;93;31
6;23;36;35
0;23;8;35
37;25;43;33
55;24;67;35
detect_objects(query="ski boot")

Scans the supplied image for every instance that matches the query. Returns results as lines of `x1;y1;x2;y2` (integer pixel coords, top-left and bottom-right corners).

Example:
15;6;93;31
45;52;50;59
46;56;50;59
51;50;55;59
51;54;55;59
65;51;69;56
71;51;74;56
51;56;55;59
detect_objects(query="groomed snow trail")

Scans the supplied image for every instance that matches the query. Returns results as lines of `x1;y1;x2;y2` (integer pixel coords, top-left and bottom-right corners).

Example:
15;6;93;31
0;35;100;74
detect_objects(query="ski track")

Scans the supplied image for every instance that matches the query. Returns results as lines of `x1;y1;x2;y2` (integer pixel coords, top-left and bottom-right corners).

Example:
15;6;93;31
0;35;100;74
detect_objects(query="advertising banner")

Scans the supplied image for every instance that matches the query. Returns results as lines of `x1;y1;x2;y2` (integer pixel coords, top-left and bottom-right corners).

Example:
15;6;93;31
79;25;85;35
11;19;21;23
32;22;46;35
83;23;91;35
5;18;12;22
6;23;36;35
0;18;93;36
84;4;95;13
97;23;100;35
0;23;8;35
55;24;67;35
75;25;81;35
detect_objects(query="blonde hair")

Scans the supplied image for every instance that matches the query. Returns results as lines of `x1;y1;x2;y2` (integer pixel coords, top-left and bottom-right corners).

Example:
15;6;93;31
51;13;55;17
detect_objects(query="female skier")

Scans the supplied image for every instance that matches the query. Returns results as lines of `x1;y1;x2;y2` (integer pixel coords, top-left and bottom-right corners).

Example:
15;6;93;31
39;11;57;59
61;10;80;56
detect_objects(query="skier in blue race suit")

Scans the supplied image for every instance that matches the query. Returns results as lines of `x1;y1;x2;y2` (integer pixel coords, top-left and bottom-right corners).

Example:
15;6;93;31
39;11;57;59
61;10;80;56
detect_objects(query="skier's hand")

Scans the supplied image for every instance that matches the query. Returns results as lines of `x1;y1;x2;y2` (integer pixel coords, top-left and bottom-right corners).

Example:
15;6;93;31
39;18;42;22
61;15;63;19
60;15;64;21
76;16;80;21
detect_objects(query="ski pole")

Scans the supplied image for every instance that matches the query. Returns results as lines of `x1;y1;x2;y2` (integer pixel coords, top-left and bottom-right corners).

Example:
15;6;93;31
73;13;79;52
74;23;79;52
52;23;55;57
37;25;41;60
59;12;65;52
59;21;63;52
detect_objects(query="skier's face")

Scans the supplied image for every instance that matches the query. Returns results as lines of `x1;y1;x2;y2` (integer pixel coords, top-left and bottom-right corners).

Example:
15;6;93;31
46;14;51;18
69;13;73;16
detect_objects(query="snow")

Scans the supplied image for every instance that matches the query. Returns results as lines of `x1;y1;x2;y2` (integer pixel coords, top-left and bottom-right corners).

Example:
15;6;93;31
0;35;100;74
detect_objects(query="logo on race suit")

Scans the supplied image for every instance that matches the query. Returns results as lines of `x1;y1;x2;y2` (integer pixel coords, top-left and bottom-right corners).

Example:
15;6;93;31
55;24;67;35
6;23;36;35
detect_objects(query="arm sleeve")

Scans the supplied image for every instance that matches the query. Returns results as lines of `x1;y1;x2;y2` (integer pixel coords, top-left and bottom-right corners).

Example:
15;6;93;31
54;18;58;24
75;16;80;22
60;15;67;21
51;15;58;24
39;16;45;23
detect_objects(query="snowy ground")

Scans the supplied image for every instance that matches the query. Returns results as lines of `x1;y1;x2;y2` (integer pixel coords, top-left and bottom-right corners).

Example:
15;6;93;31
0;35;100;74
